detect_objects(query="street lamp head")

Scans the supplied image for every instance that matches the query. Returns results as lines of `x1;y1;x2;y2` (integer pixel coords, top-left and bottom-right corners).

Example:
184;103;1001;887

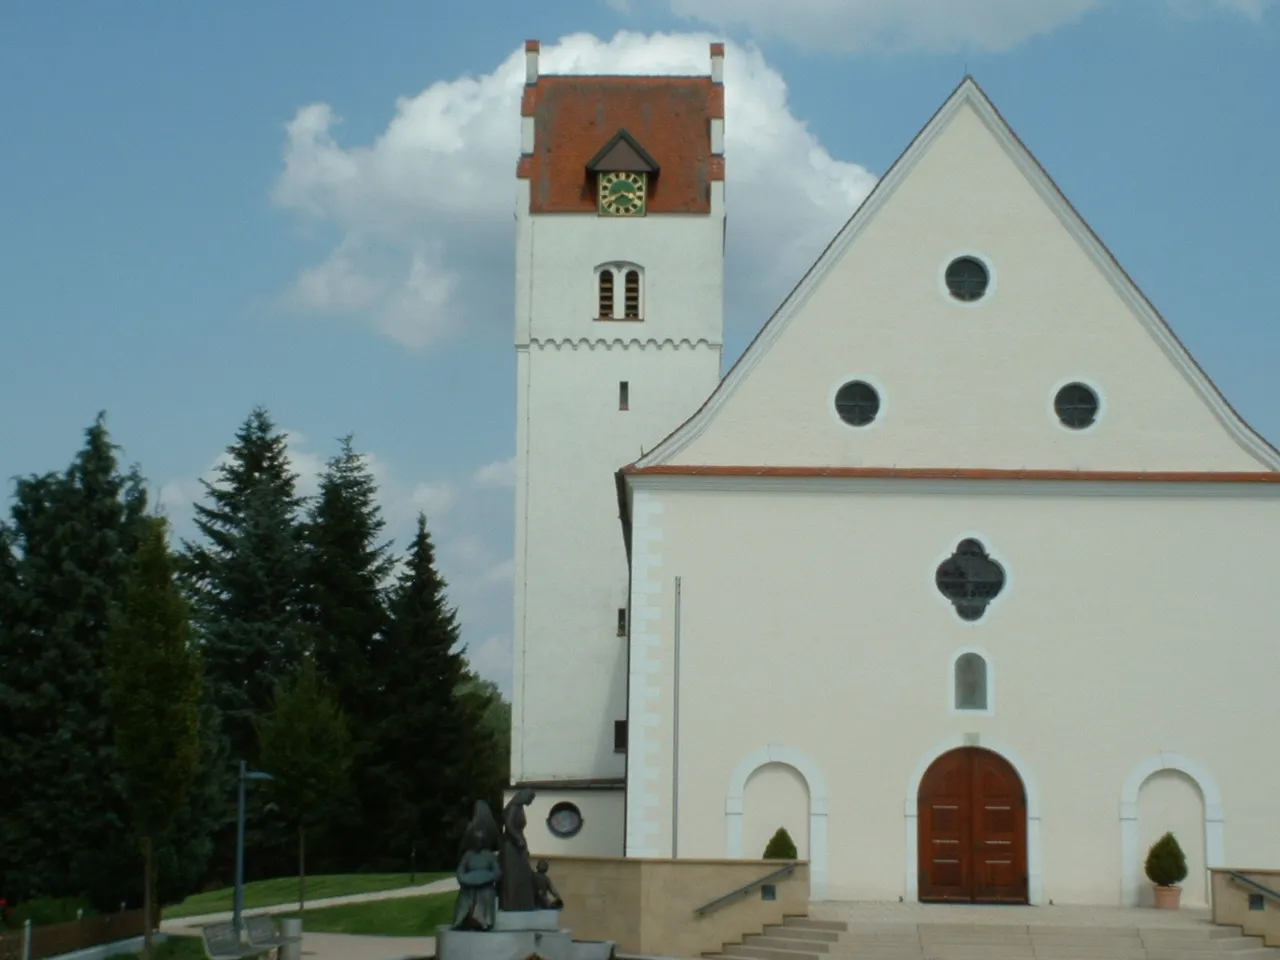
245;771;274;782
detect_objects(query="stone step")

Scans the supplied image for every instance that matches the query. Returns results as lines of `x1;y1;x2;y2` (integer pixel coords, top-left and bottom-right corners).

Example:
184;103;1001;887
918;945;1037;959
767;926;843;943
746;936;832;953
719;945;827;960
786;920;850;933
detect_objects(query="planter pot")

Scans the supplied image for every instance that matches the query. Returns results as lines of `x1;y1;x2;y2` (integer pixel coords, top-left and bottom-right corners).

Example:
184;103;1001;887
1153;885;1182;910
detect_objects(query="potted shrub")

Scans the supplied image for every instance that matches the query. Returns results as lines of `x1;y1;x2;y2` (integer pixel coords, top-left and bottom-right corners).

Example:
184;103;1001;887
1145;831;1188;909
763;827;798;860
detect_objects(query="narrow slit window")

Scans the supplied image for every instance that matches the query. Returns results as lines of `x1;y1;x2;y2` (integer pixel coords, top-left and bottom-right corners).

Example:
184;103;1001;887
954;653;989;711
624;270;641;318
619;381;629;410
614;720;628;753
617;607;628;637
598;270;615;319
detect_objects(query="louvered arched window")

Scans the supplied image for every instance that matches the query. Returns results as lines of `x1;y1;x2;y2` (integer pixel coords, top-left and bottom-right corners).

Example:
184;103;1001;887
595;264;644;320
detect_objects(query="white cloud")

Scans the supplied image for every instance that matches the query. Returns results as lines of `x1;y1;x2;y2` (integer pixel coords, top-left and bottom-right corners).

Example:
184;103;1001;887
407;481;455;522
473;456;516;488
272;32;877;348
659;0;1272;52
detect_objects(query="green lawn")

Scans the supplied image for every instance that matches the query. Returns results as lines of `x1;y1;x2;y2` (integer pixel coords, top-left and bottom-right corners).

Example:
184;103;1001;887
127;936;205;959
291;889;457;936
163;873;450;919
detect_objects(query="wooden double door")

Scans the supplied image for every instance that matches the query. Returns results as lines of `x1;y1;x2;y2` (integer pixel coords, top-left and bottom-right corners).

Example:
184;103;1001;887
918;747;1028;903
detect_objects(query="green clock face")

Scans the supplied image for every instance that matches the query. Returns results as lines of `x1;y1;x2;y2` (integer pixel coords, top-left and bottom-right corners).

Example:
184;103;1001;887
598;172;647;217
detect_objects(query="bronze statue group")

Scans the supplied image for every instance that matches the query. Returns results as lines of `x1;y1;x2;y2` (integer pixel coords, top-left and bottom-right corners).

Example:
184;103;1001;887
453;787;564;931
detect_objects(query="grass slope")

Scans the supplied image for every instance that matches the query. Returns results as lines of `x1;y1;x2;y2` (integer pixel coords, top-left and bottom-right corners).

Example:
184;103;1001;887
128;937;205;959
294;890;457;936
164;873;450;918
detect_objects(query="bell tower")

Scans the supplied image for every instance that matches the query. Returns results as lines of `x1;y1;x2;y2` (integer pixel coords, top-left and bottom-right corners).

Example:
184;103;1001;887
509;41;727;855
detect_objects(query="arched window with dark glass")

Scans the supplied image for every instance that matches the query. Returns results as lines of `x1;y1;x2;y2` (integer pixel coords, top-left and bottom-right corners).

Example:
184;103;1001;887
954;652;988;711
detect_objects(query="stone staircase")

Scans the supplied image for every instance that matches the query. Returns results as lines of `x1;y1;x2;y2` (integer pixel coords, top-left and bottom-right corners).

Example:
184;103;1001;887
704;917;1280;960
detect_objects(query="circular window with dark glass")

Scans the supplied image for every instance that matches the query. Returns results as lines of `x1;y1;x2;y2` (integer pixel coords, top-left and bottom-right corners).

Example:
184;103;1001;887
834;380;880;427
547;801;583;839
1054;382;1099;429
945;257;990;302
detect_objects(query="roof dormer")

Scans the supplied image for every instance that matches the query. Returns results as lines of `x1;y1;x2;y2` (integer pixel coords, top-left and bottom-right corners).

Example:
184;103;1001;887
587;129;659;217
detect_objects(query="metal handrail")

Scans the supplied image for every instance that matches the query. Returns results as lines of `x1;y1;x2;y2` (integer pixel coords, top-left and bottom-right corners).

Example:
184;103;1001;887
692;863;797;917
1226;871;1280;903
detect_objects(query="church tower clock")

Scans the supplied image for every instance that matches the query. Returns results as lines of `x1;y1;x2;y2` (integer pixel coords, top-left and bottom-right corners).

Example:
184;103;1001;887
509;41;727;857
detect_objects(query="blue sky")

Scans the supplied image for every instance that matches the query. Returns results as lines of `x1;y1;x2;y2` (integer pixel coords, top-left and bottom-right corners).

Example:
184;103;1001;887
2;0;1277;691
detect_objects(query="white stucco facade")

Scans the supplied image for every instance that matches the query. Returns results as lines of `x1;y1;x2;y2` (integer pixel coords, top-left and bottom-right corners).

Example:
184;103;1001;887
511;69;1280;901
621;477;1280;903
509;48;726;857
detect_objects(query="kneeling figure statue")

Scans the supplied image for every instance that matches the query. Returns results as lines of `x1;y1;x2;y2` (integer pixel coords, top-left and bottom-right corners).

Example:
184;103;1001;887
452;800;502;931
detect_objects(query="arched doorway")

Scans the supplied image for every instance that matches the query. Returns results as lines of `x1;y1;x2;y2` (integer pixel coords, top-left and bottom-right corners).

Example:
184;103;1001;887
918;747;1028;903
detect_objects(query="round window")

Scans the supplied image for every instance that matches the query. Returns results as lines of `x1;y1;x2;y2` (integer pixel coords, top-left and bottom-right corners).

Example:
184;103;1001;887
945;257;990;302
834;380;880;427
1054;382;1099;429
547;802;583;839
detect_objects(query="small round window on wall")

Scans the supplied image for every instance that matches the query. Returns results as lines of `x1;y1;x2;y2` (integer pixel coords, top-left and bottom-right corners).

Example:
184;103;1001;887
1054;382;1100;429
546;801;583;839
945;257;990;302
835;380;880;427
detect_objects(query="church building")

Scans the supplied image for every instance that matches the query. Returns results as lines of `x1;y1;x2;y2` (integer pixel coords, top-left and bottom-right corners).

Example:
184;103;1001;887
507;40;1280;908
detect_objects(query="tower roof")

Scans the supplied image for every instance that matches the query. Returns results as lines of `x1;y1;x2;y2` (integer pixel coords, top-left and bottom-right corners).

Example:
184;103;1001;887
516;43;725;214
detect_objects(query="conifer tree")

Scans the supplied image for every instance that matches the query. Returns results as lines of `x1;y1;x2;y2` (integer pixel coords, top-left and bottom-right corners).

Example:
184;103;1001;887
182;407;310;766
368;515;502;868
301;436;393;868
0;415;147;906
106;516;203;958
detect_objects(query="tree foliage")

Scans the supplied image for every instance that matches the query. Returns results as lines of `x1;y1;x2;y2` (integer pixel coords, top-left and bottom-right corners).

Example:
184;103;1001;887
106;515;204;957
0;415;147;908
763;827;798;860
0;407;514;910
301;437;393;868
364;515;504;870
182;407;309;767
1145;831;1188;887
256;658;354;908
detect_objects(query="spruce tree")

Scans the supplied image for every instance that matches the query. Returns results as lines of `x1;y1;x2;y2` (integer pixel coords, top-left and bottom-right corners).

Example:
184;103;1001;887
182;407;310;767
301;436;393;868
0;415;147;906
106;516;203;958
368;515;501;869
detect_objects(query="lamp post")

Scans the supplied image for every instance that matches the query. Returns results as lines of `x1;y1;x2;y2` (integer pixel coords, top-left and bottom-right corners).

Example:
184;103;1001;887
233;760;274;938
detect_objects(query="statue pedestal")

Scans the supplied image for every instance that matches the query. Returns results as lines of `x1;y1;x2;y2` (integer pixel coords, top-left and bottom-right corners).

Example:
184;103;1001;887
493;909;562;933
437;911;615;960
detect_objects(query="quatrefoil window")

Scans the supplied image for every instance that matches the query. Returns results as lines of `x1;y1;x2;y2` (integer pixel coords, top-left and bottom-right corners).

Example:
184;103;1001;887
936;539;1005;621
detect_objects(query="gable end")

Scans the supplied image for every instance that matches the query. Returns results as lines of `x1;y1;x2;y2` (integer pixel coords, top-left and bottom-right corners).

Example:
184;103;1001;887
633;78;1280;472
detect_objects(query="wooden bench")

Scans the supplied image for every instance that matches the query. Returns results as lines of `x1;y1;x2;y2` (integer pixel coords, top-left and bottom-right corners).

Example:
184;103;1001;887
245;914;301;951
199;921;268;959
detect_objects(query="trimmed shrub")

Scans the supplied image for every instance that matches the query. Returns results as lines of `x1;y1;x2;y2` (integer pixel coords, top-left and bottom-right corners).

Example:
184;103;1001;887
763;827;798;860
1144;832;1188;887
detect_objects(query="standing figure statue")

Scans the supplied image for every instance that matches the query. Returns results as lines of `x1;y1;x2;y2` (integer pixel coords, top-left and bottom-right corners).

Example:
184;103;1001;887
452;800;502;931
532;860;564;910
498;787;537;911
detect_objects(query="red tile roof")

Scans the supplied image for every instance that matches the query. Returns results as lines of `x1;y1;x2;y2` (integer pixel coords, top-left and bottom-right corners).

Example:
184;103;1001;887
518;70;723;214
